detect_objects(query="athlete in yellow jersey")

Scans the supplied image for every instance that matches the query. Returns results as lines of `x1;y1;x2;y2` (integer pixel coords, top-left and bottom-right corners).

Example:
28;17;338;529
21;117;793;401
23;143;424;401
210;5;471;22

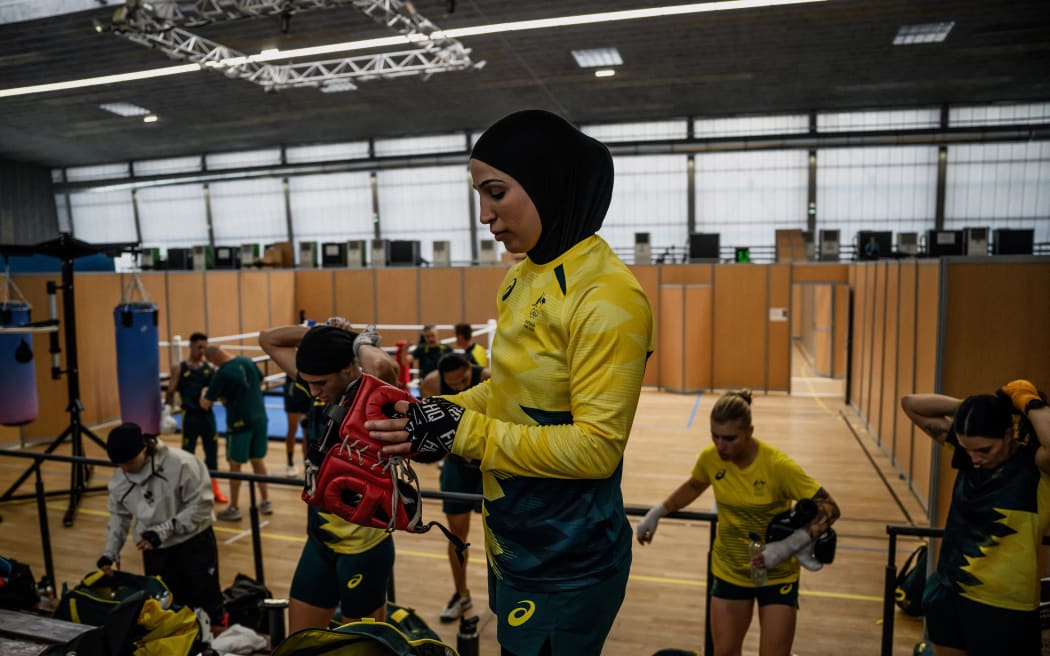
637;391;839;656
902;380;1050;656
368;109;654;656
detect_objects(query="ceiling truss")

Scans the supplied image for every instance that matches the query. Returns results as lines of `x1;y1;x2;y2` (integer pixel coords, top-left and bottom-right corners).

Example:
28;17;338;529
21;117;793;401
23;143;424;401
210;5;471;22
106;0;478;92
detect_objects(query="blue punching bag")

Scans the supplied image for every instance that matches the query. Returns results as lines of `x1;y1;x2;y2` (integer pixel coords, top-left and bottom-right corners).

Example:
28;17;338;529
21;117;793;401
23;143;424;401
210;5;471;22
0;302;39;426
114;302;161;434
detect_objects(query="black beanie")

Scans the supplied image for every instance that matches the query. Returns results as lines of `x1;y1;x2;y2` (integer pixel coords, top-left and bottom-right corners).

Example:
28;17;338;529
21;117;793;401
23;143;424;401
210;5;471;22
296;325;359;376
106;422;147;464
470;109;614;265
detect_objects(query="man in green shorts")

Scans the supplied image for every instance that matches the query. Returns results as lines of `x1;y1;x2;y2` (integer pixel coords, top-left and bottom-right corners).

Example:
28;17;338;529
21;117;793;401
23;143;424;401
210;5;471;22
165;332;228;504
201;344;272;521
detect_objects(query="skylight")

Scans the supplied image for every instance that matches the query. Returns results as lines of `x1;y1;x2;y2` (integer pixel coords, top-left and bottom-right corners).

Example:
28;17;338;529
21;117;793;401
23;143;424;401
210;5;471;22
572;48;623;68
99;102;153;117
892;22;954;45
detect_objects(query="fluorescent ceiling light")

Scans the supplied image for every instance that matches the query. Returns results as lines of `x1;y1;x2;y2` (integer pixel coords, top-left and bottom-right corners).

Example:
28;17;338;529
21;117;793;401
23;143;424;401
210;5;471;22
572;48;623;68
0;0;825;98
893;22;954;45
594;69;617;78
142;114;158;123
100;101;152;117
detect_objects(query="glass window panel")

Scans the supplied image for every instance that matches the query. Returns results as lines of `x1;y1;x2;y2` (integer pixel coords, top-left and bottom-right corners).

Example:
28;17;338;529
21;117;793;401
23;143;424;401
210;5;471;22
695;150;808;249
205;149;282;170
583;120;688;142
55;194;71;232
816;146;938;240
69;189;136;242
377;166;471;264
134;156;202;176
286;142;370;164
603;155;689;257
51;169;64;183
945;142;1050;243
209;178;287;244
693;114;808;138
66;162;130;182
817;108;940;132
374;133;467;157
949;102;1050;127
136;184;209;248
289;173;375;254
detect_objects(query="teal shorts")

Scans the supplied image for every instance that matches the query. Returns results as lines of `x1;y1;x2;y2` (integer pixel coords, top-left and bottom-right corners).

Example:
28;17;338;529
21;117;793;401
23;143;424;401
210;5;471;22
226;420;268;463
289;534;394;619
711;574;800;608
489;559;629;655
440;456;483;515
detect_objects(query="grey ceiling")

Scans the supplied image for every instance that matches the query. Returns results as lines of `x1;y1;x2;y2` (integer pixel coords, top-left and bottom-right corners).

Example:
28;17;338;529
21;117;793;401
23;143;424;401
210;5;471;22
1;0;1048;168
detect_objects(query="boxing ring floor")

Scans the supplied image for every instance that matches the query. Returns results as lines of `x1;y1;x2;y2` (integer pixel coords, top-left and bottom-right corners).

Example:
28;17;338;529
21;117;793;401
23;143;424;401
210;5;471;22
0;388;926;655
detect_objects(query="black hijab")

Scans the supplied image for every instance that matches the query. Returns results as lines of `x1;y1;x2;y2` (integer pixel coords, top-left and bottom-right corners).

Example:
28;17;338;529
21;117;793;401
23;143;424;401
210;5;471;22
470;109;614;265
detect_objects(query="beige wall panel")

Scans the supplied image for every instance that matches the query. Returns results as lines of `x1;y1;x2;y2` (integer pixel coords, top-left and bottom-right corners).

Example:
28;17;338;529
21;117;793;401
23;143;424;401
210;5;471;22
74;274;123;426
791;263;849;282
660;264;712;285
165;272;207;362
851;265;870;417
205;272;241;343
910;262;940;511
894;262;918;476
833;284;848;378
658;286;686;391
813;285;832;375
791;285;802;338
629;265;660;387
767;265;790;391
685;286;713;391
712;265;767;390
237;272;271;351
11;274;68;439
941;260;1050;398
295;270;334;321
880;264;900;461
419;268;465;326
333;269;377;326
376;268;420;347
268;270;296;329
868;263;888;441
462;267;504;326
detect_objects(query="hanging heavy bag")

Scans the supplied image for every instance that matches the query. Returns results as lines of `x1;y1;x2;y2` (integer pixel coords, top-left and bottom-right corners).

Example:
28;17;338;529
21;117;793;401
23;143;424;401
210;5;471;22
894;543;928;616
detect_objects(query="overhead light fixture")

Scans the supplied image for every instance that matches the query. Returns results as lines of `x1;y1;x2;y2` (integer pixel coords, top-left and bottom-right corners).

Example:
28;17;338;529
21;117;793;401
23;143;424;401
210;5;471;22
572;48;623;68
893;22;954;45
0;0;825;98
142;114;158;123
594;69;616;78
99;102;152;117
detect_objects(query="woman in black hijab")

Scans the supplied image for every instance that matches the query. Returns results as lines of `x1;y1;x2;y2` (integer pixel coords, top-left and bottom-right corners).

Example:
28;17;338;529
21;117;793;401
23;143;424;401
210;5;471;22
369;109;655;655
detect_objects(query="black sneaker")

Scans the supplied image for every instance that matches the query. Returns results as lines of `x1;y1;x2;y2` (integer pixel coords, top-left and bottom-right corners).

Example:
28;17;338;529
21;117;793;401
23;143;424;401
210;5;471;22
439;592;472;623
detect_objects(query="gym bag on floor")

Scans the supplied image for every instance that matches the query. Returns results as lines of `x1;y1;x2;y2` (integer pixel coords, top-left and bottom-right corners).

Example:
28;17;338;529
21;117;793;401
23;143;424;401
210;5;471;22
894;543;928;617
54;570;172;626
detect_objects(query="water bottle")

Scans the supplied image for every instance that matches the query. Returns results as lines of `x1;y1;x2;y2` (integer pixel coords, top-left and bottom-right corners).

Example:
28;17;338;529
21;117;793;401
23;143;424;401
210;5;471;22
749;532;768;586
457;615;480;656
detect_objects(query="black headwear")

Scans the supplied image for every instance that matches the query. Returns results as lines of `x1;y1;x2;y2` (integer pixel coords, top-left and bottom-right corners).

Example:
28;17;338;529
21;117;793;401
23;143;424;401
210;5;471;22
106;422;147;464
296;325;359;376
470;109;614;264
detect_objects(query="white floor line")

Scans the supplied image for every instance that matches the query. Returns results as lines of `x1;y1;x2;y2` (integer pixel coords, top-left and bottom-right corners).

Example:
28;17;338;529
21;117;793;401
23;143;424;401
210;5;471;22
224;519;270;545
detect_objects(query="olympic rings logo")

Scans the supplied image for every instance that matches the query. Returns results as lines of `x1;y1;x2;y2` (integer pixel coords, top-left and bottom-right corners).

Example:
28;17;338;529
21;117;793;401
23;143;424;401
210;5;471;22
346;574;364;589
507;600;536;627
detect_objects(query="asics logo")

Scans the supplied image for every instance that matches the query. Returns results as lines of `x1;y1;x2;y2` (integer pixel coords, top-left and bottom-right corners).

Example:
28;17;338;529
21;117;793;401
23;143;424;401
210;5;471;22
501;278;517;301
347;574;363;589
779;583;793;595
507;600;535;627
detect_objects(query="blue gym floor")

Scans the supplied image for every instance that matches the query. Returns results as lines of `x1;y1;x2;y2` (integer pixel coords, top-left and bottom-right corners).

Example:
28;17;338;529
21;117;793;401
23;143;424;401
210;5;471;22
176;396;305;440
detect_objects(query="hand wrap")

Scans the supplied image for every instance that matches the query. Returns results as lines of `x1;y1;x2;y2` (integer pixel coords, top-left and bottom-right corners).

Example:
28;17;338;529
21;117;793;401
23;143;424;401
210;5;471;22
405;397;464;464
999;379;1047;414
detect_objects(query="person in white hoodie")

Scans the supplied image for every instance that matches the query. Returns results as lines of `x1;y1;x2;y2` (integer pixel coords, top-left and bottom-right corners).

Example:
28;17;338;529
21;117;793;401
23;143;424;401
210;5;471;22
97;422;224;626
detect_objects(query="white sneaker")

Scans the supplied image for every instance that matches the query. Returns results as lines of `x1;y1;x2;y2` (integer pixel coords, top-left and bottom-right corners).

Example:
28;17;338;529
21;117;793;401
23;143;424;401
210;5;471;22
260;499;273;515
216;506;242;521
286;464;298;477
439;593;472;623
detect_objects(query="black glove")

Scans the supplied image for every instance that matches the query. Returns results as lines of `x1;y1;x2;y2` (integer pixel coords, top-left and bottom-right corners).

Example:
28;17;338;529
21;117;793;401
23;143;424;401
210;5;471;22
404;397;464;463
96;555;114;570
141;530;162;549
